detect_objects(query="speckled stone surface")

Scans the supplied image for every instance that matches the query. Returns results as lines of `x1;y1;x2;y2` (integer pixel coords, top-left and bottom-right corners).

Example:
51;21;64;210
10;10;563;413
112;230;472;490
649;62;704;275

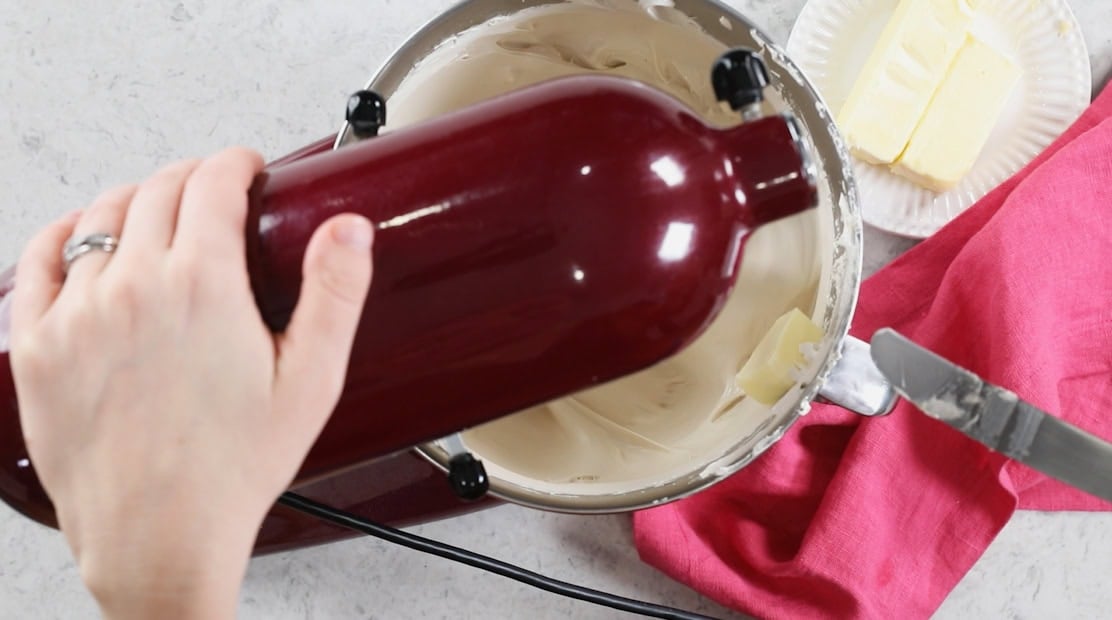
1;1;1110;618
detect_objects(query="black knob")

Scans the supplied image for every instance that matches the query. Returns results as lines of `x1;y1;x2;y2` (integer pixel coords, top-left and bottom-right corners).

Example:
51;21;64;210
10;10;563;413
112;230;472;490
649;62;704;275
346;90;387;138
712;49;770;111
447;453;489;501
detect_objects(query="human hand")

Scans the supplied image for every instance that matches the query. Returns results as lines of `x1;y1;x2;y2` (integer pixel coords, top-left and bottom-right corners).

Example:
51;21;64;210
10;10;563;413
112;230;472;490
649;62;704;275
9;148;374;619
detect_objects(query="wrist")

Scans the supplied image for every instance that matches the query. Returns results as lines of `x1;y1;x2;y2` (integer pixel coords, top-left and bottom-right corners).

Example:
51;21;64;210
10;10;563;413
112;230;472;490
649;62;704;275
90;573;242;620
74;506;263;620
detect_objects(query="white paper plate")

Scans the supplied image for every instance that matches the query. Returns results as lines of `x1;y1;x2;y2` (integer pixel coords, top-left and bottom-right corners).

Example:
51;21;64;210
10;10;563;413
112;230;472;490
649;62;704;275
787;0;1091;238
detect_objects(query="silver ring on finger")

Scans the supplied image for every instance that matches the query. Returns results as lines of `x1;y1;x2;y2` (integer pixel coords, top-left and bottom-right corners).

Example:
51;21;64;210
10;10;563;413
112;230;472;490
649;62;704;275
62;233;120;274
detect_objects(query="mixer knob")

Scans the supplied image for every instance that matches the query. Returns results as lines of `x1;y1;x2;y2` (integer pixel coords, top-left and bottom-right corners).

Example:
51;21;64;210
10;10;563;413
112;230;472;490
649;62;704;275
712;49;770;121
447;452;489;501
346;90;387;138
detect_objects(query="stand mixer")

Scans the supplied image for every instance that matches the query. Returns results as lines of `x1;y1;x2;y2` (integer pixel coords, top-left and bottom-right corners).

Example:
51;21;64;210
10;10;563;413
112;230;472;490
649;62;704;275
0;48;819;550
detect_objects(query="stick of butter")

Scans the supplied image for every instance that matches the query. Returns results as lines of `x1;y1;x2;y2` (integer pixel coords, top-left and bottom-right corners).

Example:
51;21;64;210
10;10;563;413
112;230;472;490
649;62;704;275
736;308;823;406
837;0;975;165
892;36;1020;191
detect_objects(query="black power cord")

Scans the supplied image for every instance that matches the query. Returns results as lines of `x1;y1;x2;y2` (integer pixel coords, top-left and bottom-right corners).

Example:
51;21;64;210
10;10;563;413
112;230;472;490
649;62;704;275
278;492;722;620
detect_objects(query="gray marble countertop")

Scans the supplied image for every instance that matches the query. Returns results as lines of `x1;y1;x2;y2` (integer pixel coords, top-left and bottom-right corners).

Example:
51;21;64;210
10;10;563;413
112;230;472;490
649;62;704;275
1;1;1110;618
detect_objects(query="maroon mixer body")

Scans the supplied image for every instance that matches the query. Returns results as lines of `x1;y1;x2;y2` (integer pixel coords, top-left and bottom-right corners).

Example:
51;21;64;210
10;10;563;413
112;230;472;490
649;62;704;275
0;50;817;552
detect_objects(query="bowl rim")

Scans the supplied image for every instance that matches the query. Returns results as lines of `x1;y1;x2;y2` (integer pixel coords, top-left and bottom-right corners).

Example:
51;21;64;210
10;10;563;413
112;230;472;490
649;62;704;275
335;0;864;513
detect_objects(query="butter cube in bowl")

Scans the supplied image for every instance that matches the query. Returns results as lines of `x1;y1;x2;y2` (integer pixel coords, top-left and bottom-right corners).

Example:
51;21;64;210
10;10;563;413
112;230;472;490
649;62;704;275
736;308;824;406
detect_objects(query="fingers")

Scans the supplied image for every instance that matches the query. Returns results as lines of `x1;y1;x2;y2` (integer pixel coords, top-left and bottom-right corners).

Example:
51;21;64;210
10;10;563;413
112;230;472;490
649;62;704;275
273;215;374;430
62;185;137;286
11;211;83;337
116;159;202;258
173;147;264;263
14;148;261;329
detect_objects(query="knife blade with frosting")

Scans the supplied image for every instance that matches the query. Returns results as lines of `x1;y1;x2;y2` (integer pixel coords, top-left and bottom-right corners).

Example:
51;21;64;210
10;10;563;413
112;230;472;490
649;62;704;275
870;328;1112;504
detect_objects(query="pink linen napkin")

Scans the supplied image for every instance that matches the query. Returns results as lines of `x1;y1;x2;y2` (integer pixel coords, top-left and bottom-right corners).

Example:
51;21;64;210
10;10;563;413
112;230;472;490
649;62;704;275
633;83;1112;619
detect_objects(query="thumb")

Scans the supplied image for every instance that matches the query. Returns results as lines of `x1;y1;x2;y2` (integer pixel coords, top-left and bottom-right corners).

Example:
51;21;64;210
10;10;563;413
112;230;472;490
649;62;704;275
274;214;374;429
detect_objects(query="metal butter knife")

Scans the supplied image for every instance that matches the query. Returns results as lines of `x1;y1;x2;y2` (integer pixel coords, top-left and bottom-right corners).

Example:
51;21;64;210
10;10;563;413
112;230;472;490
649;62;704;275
870;328;1112;503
